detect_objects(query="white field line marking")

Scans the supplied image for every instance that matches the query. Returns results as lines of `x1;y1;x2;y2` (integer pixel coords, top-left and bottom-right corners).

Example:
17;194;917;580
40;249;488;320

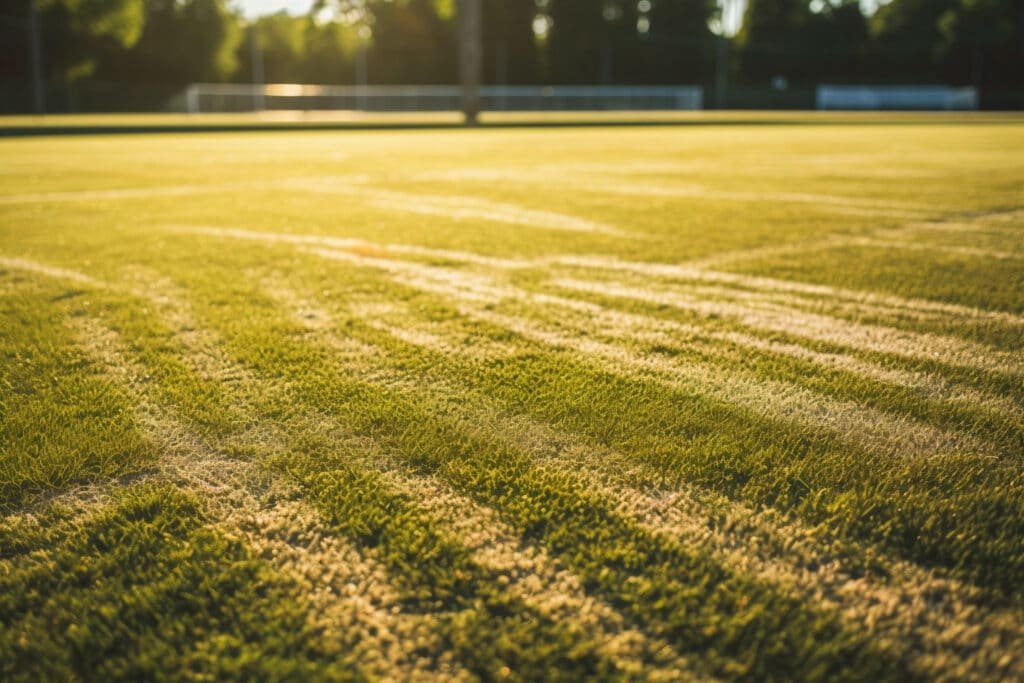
975;207;1024;225
471;305;990;459
417;167;932;217
263;283;710;681
150;231;1022;421
653;232;1020;269
345;300;517;362
171;225;535;270
895;218;1024;237
278;178;637;238
367;318;516;362
0;182;264;205
308;247;995;459
175;225;1024;328
654;207;1022;268
841;235;1024;261
327;294;1024;682
0;256;103;286
529;287;1024;423
551;276;1024;377
585;183;931;218
586;271;1021;366
554;254;1024;326
69;226;1023;416
0;176;368;205
69;316;458;682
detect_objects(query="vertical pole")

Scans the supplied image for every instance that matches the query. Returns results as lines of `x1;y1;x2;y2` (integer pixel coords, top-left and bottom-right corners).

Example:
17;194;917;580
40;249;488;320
495;40;507;110
601;44;612;86
715;35;728;109
251;27;265;111
28;0;45;115
356;44;367;110
459;0;482;125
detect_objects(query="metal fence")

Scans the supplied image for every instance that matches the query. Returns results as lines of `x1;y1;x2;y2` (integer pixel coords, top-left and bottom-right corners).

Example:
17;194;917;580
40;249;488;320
816;85;979;111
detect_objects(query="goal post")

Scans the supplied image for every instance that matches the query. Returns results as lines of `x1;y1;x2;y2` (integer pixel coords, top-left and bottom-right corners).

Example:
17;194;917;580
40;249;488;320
178;84;705;115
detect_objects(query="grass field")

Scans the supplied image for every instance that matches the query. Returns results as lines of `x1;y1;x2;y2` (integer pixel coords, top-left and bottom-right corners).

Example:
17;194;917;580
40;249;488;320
1;116;1022;681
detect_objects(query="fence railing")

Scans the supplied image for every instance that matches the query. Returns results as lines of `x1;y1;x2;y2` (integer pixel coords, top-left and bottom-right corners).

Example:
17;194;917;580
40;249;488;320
816;85;979;111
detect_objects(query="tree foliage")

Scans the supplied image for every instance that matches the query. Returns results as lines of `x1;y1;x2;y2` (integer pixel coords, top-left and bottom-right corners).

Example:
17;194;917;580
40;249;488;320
1;0;1021;112
37;0;146;79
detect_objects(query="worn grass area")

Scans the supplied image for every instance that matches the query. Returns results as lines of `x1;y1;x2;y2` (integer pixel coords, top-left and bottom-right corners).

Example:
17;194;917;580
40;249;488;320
1;119;1022;681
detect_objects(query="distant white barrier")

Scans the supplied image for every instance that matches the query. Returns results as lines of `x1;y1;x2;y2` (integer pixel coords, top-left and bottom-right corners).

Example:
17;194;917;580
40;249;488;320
816;85;978;111
181;84;704;114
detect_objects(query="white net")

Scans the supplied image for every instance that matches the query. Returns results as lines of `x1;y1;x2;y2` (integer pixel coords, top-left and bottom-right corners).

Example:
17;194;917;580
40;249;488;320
180;84;704;114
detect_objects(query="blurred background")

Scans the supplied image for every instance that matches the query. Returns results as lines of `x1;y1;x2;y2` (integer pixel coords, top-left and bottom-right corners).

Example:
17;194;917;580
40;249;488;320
1;0;1021;114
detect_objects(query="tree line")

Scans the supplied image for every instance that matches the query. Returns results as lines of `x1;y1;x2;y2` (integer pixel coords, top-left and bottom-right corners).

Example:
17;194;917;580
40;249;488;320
1;0;1021;111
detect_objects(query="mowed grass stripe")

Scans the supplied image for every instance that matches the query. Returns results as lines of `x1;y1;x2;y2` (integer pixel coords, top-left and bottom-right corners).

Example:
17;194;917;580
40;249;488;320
416;166;934;218
0;276;155;512
168;233;1022;595
553;252;1024;326
549;276;1023;378
181;264;917;682
176;226;1022;394
64;313;448;681
3;264;481;680
1;279;367;680
59;264;654;681
319;289;1024;681
0;484;359;681
254;249;1024;595
513;282;1023;458
304;245;999;459
279;178;638;238
265;282;735;680
2;122;1021;681
557;260;1023;352
538;276;1024;440
155;273;700;680
177;225;1024;331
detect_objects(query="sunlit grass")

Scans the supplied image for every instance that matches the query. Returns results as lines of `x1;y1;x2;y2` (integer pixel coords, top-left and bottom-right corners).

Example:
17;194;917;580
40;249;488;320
1;118;1022;680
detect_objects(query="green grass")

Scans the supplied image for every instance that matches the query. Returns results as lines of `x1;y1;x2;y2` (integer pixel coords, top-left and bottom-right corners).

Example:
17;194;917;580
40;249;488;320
0;484;359;681
1;116;1022;680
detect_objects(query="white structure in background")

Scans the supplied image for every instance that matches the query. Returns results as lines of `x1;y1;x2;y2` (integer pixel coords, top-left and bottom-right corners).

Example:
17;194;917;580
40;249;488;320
180;83;704;114
816;85;978;110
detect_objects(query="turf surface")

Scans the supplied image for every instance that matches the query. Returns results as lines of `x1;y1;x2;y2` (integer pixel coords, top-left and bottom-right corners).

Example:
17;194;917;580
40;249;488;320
1;116;1022;681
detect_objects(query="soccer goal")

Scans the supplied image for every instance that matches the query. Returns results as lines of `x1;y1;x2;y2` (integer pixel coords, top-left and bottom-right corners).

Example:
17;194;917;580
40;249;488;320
179;84;704;114
816;85;978;111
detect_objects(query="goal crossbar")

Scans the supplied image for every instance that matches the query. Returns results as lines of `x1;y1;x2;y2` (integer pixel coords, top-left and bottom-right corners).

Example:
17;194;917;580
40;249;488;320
181;83;704;114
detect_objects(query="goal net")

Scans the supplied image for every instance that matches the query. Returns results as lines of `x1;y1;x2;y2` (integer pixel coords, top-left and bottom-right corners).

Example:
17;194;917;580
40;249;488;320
179;84;704;114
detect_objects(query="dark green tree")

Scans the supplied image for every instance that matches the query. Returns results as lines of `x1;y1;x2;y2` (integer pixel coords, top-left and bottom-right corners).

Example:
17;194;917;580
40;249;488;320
937;0;1019;88
482;0;539;85
36;0;146;81
366;0;458;83
736;0;817;83
95;0;241;85
869;0;958;80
